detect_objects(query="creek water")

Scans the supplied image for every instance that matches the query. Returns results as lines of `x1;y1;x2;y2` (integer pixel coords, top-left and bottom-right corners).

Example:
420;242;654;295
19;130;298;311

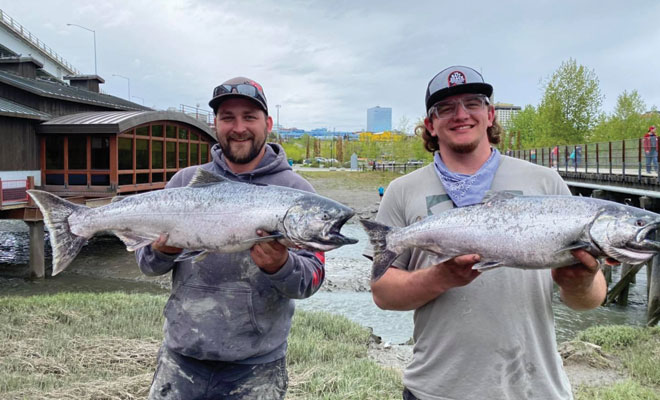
0;221;651;344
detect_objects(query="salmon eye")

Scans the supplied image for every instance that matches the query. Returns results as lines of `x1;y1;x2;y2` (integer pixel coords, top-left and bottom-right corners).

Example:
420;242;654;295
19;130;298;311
321;213;331;221
636;219;646;227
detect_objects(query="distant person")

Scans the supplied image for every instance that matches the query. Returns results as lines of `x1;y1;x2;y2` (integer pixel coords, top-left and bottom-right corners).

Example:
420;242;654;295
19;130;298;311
643;126;658;173
569;146;582;168
378;186;384;199
530;149;537;163
137;77;325;399
552;146;559;167
365;65;606;400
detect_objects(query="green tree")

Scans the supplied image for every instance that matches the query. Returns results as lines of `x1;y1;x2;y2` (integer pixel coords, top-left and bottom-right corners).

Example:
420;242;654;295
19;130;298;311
591;90;647;142
536;59;603;145
508;105;539;149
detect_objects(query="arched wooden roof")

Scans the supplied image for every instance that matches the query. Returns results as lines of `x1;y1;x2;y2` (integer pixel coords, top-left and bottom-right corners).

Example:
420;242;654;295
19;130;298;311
37;110;216;141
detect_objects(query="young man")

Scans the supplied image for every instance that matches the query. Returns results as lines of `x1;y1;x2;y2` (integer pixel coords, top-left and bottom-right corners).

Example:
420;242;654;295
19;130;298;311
137;77;325;399
367;66;607;400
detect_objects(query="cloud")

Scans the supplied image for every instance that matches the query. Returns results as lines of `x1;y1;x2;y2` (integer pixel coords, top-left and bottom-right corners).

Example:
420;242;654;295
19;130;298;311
3;0;660;130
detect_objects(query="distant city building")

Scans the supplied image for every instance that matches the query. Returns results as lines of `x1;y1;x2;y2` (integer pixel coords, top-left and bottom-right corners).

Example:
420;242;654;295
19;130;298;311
494;103;521;130
367;106;392;132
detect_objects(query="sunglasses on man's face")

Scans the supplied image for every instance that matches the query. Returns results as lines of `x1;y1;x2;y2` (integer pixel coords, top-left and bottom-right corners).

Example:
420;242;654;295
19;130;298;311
429;95;490;120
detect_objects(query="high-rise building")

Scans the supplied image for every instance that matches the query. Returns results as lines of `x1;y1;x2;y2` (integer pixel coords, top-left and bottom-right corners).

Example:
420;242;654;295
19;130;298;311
367;106;392;132
494;103;521;130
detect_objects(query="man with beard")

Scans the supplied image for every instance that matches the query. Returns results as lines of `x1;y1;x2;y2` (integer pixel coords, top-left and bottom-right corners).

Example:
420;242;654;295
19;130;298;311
365;66;606;400
137;77;325;400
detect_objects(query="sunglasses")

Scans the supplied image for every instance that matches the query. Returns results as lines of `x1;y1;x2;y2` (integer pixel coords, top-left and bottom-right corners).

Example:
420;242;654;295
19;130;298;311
429;95;490;120
213;83;262;99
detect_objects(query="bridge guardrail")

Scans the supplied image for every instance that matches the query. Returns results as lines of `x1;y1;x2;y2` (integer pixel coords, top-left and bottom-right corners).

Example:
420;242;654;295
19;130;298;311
509;138;660;180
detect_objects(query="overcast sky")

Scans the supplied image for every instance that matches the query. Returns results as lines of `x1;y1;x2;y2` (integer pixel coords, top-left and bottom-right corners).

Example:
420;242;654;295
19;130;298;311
3;0;659;131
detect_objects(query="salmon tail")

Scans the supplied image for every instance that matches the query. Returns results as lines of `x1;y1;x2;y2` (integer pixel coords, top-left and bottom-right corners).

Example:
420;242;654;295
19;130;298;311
27;190;88;276
359;218;399;282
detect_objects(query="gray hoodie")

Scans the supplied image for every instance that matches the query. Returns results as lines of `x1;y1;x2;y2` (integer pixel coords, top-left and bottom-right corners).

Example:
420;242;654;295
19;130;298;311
136;143;324;363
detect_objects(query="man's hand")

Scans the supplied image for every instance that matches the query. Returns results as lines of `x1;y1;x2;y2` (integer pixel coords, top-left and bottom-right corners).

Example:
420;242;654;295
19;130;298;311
151;233;183;255
552;249;607;310
371;254;481;311
430;254;482;293
251;230;289;274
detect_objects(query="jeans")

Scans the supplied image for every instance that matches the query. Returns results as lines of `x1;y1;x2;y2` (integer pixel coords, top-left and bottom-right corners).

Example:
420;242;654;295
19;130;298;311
403;387;420;400
646;150;658;173
148;346;288;400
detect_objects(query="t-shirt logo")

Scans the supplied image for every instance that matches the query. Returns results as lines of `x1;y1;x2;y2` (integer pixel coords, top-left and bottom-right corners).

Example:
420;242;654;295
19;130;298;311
447;71;466;87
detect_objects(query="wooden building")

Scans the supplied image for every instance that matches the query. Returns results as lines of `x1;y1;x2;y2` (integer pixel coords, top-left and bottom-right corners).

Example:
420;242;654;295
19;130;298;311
38;111;214;196
0;56;215;201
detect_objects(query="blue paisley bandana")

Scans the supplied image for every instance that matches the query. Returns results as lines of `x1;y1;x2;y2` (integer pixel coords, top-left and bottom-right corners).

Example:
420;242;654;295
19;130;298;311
433;148;501;207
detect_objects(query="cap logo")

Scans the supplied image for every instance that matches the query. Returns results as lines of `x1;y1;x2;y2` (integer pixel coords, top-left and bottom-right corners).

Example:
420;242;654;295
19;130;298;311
447;71;467;87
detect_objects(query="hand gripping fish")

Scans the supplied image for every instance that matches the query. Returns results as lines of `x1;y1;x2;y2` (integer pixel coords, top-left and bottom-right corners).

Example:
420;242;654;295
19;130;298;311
361;192;660;281
28;169;358;275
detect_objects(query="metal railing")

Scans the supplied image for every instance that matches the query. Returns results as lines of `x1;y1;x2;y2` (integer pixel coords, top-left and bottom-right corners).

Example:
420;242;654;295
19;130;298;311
0;178;30;207
509;138;660;181
0;8;79;75
180;104;214;125
362;162;424;174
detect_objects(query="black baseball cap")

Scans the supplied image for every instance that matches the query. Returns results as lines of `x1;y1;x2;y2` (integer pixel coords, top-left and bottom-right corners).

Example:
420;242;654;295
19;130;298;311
425;66;493;112
209;77;268;114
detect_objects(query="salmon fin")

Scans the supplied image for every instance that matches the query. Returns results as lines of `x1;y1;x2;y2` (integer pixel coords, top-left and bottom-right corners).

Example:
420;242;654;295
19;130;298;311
555;241;590;254
481;191;521;204
113;231;154;251
359;218;400;282
174;250;209;263
241;232;285;245
188;168;229;187
27;190;89;276
473;261;504;272
111;195;127;203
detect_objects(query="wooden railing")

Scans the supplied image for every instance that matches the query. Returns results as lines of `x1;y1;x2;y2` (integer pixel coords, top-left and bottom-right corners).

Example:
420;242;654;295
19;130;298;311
0;177;33;207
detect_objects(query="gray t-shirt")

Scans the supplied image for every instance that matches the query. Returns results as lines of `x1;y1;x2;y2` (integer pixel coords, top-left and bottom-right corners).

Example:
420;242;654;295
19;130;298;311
372;155;573;400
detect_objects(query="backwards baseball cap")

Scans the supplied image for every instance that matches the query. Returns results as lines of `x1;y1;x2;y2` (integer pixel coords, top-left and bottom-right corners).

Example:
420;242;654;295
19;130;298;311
425;66;493;112
209;77;268;114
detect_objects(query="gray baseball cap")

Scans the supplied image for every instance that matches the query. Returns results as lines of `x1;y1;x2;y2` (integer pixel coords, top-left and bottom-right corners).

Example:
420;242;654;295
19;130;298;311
425;66;493;112
209;77;268;114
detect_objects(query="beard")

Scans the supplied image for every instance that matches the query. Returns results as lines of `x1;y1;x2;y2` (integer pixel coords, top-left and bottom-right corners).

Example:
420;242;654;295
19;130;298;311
219;128;268;164
447;138;480;154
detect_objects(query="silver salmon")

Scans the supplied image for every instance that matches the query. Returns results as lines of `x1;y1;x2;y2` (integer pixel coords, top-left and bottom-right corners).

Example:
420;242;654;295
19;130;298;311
361;192;660;281
28;169;358;275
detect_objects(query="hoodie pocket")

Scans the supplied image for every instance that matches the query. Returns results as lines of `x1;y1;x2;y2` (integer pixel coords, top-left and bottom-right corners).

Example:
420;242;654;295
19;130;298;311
166;282;262;337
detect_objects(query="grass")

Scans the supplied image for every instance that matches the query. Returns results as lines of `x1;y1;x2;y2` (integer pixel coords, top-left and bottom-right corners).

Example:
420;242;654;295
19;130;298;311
0;292;401;400
575;325;660;399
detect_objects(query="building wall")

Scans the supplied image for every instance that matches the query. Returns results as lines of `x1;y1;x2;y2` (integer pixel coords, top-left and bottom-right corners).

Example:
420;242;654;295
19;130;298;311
0;116;39;170
495;105;521;130
367;106;392;132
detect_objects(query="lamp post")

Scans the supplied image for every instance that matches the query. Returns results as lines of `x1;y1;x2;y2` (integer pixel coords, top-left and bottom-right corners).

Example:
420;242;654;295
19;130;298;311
131;95;144;105
112;74;130;100
275;104;281;143
66;23;97;75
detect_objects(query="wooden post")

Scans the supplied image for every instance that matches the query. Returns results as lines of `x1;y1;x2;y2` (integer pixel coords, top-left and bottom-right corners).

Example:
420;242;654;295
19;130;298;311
649;253;660;326
605;263;644;306
617;264;633;306
602;264;613;286
27;221;45;279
